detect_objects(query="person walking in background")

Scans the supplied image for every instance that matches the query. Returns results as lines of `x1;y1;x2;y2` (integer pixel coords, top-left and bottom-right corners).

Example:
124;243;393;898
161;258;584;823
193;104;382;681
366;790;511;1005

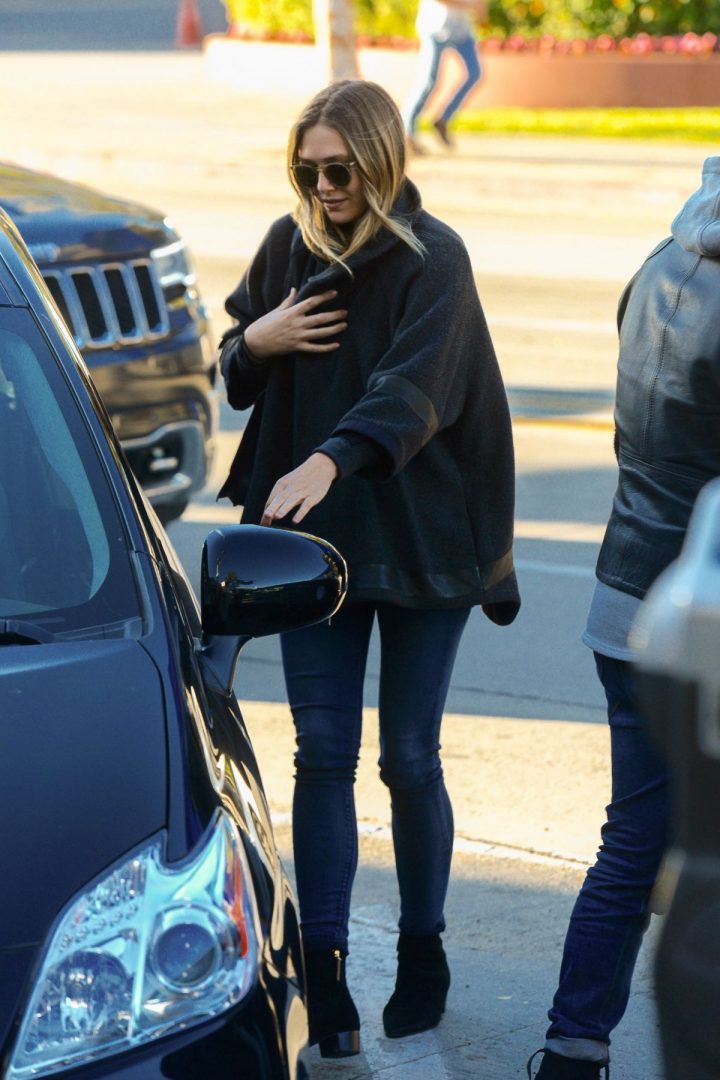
527;156;720;1079
218;79;519;1060
403;0;487;154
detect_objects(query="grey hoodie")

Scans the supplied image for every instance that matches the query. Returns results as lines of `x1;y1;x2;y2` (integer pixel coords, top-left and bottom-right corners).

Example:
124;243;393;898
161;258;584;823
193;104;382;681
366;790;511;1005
671;155;720;256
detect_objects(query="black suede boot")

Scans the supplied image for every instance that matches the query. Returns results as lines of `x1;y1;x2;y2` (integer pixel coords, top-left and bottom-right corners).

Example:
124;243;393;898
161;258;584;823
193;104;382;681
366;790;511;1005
527;1048;610;1079
303;946;360;1058
382;932;450;1038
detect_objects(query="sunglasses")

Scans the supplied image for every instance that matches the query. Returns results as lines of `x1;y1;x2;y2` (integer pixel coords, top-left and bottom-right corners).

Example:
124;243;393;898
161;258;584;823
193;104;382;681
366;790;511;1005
292;160;357;190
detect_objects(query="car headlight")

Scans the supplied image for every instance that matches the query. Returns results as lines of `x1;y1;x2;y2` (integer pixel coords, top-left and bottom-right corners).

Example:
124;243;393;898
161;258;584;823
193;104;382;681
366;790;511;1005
7;810;258;1078
150;239;195;289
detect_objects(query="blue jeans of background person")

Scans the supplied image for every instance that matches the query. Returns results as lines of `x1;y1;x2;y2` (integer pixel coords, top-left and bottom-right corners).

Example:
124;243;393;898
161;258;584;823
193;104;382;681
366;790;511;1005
281;600;470;952
545;653;671;1063
403;33;482;135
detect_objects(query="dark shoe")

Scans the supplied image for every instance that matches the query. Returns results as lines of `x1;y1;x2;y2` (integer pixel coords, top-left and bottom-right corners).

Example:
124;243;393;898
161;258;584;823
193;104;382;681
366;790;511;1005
527;1048;610;1079
383;932;450;1038
304;946;360;1058
432;118;454;147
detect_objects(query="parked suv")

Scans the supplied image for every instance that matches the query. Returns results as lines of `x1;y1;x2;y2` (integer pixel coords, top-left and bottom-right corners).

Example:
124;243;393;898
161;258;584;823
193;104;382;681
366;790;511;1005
0;162;218;523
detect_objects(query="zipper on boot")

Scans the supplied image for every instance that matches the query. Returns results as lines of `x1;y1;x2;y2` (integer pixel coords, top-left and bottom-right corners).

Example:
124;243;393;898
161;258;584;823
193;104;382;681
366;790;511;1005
304;946;361;1058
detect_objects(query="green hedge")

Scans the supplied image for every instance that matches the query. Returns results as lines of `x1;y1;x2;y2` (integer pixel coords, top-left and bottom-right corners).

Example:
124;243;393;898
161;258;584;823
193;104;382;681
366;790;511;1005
223;0;412;39
500;0;720;38
223;0;720;41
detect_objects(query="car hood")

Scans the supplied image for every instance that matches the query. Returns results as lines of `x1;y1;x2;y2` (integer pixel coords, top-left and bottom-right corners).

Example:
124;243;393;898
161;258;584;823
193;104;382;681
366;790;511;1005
0;162;173;262
0;637;167;949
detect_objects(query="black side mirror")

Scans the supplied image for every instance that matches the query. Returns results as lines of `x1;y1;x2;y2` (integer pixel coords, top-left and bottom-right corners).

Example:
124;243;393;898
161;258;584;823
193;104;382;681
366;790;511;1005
199;525;347;692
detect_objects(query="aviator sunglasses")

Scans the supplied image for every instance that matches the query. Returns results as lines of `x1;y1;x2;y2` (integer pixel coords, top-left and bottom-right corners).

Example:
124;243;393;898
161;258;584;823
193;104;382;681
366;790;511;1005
292;160;357;190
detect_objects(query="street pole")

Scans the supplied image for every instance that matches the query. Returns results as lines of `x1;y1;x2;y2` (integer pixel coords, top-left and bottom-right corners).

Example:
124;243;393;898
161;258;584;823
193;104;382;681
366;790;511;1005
313;0;359;82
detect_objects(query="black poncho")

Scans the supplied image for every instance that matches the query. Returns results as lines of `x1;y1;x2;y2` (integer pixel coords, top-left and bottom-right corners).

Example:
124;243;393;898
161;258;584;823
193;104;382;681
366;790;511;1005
219;180;520;623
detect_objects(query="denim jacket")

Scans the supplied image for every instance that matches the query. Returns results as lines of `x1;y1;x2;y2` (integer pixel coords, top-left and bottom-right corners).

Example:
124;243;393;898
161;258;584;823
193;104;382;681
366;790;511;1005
596;157;720;599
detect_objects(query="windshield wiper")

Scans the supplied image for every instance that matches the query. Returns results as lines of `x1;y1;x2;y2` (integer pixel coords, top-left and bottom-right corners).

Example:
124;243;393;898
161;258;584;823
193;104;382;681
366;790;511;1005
0;619;57;645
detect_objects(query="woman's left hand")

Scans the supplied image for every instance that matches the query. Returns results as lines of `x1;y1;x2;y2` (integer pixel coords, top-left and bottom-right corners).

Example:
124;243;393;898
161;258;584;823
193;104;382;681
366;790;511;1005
261;453;339;526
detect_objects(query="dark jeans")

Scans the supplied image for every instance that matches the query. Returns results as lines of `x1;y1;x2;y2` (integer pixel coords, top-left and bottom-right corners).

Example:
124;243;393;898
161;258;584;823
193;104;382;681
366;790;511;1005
280;600;470;952
545;653;671;1061
403;33;482;133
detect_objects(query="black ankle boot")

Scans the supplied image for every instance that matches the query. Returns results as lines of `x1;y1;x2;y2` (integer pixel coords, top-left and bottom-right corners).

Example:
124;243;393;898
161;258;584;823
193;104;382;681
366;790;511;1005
382;932;450;1038
527;1048;610;1079
303;946;360;1058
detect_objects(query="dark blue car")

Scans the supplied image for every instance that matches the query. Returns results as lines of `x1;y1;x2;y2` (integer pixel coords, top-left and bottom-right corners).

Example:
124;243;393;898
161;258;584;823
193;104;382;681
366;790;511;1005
0;206;347;1078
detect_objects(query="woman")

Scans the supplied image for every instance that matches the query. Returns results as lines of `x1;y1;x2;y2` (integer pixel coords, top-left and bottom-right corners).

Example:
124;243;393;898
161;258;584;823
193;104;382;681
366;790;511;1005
218;79;519;1058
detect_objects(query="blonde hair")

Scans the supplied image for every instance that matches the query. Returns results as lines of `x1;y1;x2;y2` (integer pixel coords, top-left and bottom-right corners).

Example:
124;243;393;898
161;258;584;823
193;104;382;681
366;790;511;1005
287;80;424;271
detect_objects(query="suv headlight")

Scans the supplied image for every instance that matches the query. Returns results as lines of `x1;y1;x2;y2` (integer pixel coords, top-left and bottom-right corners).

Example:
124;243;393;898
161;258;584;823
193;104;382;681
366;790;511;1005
150;239;195;289
8;811;258;1078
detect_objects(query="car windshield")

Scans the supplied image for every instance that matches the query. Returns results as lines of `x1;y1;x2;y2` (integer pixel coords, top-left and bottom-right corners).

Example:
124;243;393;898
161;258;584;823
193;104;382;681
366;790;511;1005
0;308;142;639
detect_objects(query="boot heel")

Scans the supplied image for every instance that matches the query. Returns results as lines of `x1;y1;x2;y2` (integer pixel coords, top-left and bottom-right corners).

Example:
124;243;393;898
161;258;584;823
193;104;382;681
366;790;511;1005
318;1029;361;1058
304;946;361;1057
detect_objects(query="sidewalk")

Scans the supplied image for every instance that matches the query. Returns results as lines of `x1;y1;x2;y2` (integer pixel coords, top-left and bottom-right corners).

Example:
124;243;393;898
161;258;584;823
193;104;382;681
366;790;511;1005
242;702;663;1080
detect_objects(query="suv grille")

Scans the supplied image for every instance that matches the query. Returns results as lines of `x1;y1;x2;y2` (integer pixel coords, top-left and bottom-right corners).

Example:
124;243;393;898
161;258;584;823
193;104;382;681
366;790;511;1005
43;260;170;350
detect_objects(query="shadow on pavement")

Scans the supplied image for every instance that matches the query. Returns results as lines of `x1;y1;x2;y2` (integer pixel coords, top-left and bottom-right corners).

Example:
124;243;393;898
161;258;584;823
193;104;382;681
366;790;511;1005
271;828;663;1080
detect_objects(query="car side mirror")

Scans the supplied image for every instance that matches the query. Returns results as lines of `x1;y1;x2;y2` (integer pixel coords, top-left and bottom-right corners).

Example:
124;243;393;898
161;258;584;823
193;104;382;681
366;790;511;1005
199;524;347;693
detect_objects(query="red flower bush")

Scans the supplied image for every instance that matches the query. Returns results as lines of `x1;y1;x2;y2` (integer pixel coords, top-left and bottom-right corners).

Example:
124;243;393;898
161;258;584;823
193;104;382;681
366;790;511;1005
225;22;719;58
478;31;719;56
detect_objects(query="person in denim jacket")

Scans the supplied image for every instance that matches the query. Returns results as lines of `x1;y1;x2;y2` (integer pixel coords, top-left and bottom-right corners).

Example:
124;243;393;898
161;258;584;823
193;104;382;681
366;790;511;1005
403;0;487;154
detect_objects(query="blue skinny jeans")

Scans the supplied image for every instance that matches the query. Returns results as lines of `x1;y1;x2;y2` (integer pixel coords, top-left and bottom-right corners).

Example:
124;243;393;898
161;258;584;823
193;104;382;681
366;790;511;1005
545;653;671;1063
403;32;482;135
280;600;470;952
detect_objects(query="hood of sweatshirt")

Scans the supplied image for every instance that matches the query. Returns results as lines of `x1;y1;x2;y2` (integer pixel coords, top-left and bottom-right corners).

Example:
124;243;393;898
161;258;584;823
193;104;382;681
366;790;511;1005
671;156;720;256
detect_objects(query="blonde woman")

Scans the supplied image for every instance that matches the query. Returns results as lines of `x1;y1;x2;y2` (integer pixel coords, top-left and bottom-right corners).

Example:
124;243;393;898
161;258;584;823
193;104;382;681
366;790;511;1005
219;79;519;1058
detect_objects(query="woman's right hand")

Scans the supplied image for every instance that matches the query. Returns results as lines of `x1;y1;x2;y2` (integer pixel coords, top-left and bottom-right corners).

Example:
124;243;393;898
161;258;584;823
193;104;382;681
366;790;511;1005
243;288;348;359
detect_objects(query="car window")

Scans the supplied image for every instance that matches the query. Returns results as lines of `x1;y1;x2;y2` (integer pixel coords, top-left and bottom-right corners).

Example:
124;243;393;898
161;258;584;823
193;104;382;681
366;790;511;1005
0;309;143;638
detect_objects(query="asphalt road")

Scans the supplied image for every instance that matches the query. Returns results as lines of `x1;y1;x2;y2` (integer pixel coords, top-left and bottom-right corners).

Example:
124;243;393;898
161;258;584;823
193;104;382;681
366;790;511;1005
0;40;699;1077
0;0;228;49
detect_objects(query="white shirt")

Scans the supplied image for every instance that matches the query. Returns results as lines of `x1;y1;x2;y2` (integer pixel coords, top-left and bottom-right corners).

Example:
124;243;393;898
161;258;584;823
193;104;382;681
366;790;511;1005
416;0;473;42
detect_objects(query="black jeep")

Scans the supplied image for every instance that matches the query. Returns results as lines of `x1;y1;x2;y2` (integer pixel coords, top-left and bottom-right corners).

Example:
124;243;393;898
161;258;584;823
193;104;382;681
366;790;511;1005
0;162;218;523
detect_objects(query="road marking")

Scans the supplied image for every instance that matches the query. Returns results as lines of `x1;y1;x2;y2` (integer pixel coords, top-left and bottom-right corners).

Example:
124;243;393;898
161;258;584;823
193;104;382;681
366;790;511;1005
179;503;240;524
271;812;589;871
180;509;606;543
516;519;605;543
515;558;595;579
177;510;600;578
490;314;616;334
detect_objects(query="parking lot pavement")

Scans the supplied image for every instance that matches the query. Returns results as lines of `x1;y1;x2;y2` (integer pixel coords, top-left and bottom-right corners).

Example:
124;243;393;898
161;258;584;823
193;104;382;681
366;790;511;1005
2;46;675;1077
267;827;663;1080
241;701;611;867
238;700;665;1080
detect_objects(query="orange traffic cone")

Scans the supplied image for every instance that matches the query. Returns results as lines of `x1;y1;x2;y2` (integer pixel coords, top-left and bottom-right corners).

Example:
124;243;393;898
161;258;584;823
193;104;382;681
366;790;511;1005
175;0;204;48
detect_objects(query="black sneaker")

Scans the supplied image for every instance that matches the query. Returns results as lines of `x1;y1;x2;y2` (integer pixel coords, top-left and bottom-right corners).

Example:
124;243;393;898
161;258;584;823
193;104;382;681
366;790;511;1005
527;1047;610;1079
